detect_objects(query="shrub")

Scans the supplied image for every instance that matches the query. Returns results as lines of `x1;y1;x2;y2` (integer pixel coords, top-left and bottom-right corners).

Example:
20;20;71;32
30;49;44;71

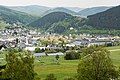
35;48;41;53
55;55;59;60
64;50;80;60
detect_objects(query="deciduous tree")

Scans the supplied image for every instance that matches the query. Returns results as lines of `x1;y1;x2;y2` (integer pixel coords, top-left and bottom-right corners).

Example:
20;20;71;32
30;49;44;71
2;48;35;80
77;46;118;80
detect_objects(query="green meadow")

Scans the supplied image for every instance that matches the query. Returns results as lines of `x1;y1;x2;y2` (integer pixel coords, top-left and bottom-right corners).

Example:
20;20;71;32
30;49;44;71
110;50;120;67
106;46;120;50
35;56;79;80
0;46;120;80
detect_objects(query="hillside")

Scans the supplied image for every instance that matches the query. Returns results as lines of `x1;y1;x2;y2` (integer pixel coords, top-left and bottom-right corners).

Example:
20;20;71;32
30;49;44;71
87;5;120;29
47;16;87;34
29;12;87;34
44;7;77;15
29;12;73;29
78;6;111;16
8;5;50;16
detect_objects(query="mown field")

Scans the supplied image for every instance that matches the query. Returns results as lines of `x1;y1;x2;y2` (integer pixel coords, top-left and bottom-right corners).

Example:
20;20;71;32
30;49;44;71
0;46;120;80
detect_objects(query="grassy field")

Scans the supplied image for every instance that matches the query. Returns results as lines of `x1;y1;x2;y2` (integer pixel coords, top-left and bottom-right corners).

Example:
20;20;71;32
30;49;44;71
110;50;120;67
106;46;120;50
34;46;120;80
106;46;120;66
0;46;120;80
34;56;79;80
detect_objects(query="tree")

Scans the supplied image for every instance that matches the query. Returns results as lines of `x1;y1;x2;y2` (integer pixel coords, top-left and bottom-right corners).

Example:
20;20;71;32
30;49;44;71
77;46;118;80
2;48;35;80
44;74;56;80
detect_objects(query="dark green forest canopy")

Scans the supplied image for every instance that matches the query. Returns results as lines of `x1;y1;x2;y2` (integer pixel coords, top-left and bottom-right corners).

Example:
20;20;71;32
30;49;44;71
87;5;120;30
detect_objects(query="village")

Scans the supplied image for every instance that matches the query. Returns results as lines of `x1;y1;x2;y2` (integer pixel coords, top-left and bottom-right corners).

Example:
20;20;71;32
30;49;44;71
0;25;120;57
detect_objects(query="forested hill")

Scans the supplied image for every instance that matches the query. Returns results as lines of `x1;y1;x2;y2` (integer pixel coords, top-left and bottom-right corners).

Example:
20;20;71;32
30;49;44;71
29;12;87;34
29;12;73;29
43;7;77;15
0;6;39;25
87;5;120;29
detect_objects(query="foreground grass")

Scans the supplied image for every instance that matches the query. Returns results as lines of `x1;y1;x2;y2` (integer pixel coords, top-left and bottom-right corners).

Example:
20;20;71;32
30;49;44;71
34;56;79;80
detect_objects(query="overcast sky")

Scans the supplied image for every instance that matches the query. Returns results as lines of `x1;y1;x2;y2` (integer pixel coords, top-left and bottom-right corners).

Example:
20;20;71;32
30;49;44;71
0;0;119;8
